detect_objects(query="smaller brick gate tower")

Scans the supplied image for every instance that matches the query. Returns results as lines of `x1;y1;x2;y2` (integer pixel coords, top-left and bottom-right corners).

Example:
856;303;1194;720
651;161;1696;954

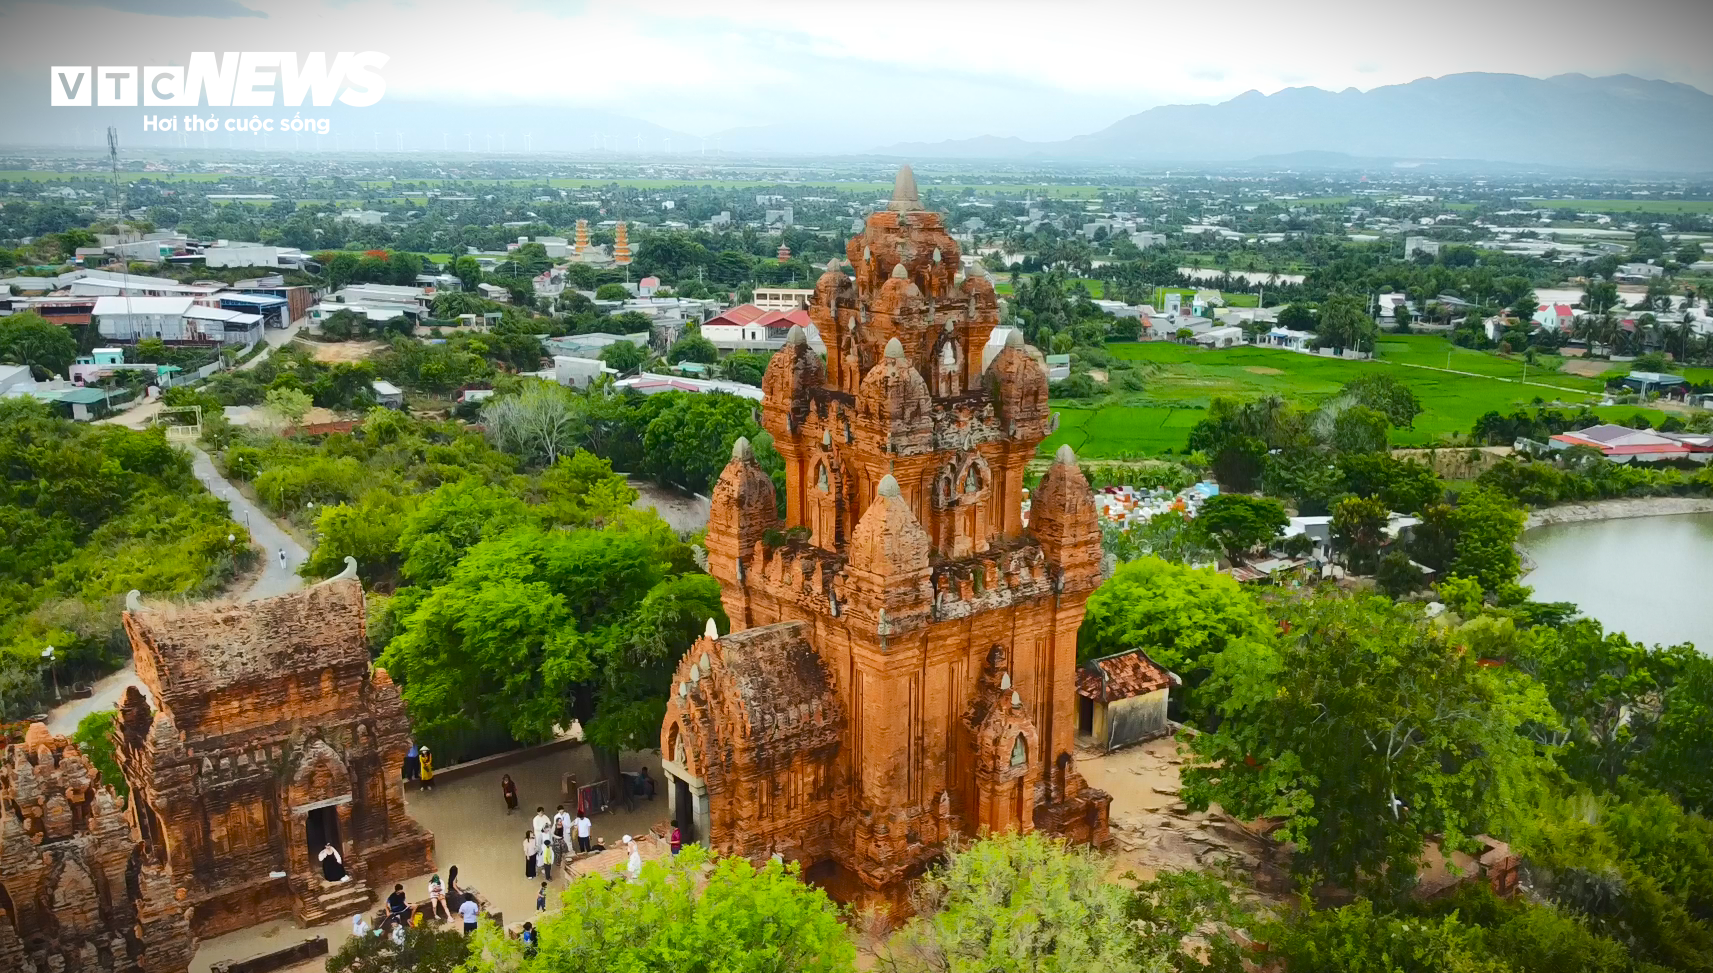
116;561;433;937
662;166;1110;910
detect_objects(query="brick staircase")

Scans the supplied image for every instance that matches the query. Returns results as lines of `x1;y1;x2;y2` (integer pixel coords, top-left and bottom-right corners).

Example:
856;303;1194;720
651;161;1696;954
303;879;374;926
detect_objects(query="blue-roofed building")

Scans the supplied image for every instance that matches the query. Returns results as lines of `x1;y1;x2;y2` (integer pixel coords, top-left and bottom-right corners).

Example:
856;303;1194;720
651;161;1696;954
217;291;290;328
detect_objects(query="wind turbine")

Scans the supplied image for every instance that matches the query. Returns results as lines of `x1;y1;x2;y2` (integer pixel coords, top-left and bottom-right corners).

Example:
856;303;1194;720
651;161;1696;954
396;131;404;152
373;131;380;152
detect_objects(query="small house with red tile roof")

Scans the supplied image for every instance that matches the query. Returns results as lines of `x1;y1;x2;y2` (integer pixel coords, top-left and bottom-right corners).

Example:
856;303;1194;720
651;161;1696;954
1532;303;1576;332
1076;649;1178;751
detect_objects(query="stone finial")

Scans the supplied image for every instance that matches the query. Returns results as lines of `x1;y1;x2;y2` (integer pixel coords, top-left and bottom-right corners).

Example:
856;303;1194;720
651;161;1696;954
884;337;905;360
888;164;924;212
732;436;753;462
703;618;719;640
1055;443;1077;465
891;262;908;280
1005;329;1023;349
877;474;901;499
125;590;143;613
966;261;988;280
785;324;807;346
1011;691;1023;709
332;556;358;582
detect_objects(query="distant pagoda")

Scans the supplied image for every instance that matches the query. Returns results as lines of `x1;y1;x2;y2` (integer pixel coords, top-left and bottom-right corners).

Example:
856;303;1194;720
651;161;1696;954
573;219;590;258
613;222;632;266
777;242;792;261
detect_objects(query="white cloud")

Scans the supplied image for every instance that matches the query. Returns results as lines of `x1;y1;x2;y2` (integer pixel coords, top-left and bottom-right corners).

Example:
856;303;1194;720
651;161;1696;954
0;0;1708;143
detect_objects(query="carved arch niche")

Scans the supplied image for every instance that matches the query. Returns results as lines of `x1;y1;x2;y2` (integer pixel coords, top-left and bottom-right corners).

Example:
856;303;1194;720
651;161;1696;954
930;330;965;397
808;454;846;551
935;452;993;558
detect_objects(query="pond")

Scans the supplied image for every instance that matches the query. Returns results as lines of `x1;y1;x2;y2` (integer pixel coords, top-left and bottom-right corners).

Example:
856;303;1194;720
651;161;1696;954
1521;513;1713;650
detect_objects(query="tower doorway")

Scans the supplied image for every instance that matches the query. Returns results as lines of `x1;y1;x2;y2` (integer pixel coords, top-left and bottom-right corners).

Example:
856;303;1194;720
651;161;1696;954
674;777;696;843
305;806;340;861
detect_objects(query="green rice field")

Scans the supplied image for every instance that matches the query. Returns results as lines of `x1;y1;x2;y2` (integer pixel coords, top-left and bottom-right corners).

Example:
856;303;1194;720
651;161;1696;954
1040;337;1665;458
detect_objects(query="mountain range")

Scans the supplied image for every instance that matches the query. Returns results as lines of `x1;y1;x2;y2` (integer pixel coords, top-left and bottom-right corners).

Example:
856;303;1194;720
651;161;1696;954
875;73;1713;173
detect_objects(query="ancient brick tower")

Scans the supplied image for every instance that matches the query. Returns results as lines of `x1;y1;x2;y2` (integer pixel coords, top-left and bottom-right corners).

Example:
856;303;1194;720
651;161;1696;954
115;561;433;937
661;166;1110;909
0;723;193;973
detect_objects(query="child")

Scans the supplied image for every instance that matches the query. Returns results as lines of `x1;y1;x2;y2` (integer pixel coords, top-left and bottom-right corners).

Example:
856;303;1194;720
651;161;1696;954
536;881;548;912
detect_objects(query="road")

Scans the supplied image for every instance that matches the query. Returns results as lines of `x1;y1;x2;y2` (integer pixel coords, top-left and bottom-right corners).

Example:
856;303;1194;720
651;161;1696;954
44;445;308;734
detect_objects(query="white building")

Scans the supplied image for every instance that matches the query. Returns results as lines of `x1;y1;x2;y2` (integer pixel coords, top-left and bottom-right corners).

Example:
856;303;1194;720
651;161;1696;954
752;287;814;311
93;296;262;346
553;355;617;389
203;244;309;270
1405;236;1441;258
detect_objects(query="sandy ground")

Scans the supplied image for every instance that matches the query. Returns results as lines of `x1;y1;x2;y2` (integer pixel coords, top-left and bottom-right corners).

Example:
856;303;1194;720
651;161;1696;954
1079;733;1289;893
188;743;672;973
629;479;710;534
1561;358;1616;377
308;340;385;364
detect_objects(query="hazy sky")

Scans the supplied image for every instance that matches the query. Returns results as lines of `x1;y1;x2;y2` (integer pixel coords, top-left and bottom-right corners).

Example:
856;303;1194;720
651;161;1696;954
3;0;1711;143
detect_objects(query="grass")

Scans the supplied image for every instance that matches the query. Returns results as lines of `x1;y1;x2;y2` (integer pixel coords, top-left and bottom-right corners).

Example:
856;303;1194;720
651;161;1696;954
1373;335;1606;393
1522;198;1713;215
1040;340;1633;458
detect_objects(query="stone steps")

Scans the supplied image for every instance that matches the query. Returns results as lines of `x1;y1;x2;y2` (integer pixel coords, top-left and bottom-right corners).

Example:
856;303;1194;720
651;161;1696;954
312;880;374;918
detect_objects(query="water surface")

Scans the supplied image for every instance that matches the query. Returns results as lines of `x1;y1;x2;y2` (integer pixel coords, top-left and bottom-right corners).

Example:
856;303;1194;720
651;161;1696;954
1521;512;1713;650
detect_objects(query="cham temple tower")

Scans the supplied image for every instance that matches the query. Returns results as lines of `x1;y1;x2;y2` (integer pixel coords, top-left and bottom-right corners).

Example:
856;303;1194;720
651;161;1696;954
661;165;1111;909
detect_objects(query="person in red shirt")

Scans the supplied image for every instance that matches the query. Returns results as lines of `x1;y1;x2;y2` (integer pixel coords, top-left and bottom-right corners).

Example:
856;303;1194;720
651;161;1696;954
669;820;682;856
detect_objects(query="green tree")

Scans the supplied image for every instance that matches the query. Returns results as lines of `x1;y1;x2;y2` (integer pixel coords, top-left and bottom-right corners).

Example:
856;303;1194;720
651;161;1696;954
467;845;855;973
1184;593;1558;897
1375;550;1425;599
667;330;719;365
1195;493;1287;563
1100;511;1216;566
71;711;125;799
327;921;470;973
1278;302;1317;332
1316;294;1378;353
1079;556;1273;717
597;339;646;375
1336;453;1443;514
263;387;313;428
1331;494;1390;574
1339;373;1424;429
720;350;772;387
0;311;78;380
1329;404;1391;455
452;255;482;291
883;832;1146;973
595;282;630;301
640;392;761;494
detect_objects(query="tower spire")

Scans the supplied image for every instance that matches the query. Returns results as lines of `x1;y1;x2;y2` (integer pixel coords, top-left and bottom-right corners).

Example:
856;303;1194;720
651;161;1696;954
888;164;923;212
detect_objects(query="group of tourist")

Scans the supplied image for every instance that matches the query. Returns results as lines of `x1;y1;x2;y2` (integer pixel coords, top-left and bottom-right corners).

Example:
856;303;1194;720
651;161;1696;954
352;864;482;947
402;739;434;789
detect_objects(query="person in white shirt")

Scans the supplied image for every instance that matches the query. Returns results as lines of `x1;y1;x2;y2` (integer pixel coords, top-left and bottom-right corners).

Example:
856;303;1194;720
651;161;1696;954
459;897;480;934
572;812;593;853
531;807;550;840
623;834;642;881
351;913;370;938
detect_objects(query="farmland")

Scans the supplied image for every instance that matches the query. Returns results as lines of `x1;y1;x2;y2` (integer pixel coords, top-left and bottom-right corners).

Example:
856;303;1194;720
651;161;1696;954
1521;198;1713;215
1040;338;1664;458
